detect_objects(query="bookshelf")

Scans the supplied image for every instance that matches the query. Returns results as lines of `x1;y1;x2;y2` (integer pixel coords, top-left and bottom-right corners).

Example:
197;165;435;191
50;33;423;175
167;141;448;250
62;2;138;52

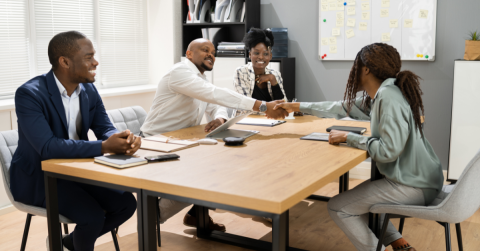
181;0;260;58
180;0;296;101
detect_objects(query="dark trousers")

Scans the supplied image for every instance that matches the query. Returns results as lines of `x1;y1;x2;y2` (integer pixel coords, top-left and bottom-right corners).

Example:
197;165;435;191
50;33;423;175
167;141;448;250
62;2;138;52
43;179;137;251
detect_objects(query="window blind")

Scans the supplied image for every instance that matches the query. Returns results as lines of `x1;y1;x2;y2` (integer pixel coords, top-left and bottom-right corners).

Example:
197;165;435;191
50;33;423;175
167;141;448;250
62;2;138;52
98;0;149;88
0;0;31;99
33;0;95;75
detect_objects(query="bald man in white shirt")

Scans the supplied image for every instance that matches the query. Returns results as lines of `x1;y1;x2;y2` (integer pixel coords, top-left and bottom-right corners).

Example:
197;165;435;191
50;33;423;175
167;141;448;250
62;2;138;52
141;39;288;231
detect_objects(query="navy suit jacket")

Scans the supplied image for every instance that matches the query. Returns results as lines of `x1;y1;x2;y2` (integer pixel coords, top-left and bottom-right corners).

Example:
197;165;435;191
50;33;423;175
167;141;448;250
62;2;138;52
10;70;118;207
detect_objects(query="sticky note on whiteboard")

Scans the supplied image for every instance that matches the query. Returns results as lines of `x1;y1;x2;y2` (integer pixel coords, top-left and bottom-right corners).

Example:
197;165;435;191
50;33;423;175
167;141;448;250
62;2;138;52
329;37;337;45
361;2;370;10
389;19;398;28
321;3;329;12
419;9;428;19
347;0;355;5
337;2;344;10
361;12;370;20
321;38;329;46
337;12;345;20
336;19;344;27
330;45;338;54
332;28;341;36
346;29;355;39
382;33;391;42
380;9;389;18
328;2;336;11
381;0;390;8
359;22;368;31
404;19;413;28
347;18;356;27
347;6;356;16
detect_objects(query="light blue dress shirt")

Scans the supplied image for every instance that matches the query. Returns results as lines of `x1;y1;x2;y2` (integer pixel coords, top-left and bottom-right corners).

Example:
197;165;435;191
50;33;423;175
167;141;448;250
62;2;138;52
53;73;82;140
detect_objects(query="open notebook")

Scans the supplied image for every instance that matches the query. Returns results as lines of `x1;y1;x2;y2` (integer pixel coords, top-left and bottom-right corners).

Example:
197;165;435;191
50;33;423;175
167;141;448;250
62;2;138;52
140;136;199;153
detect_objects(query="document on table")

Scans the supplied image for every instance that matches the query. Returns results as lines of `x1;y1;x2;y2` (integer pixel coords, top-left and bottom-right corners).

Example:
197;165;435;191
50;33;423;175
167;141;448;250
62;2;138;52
236;118;286;127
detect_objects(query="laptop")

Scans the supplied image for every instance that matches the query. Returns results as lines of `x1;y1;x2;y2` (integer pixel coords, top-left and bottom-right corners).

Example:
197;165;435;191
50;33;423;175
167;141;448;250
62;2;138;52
206;112;259;139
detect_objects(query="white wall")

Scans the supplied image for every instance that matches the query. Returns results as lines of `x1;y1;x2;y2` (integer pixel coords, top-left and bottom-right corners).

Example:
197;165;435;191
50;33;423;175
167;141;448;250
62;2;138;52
0;0;177;214
147;0;179;85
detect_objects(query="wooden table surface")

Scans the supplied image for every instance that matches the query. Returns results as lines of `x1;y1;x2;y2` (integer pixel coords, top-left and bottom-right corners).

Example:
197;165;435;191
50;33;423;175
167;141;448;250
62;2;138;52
42;115;370;214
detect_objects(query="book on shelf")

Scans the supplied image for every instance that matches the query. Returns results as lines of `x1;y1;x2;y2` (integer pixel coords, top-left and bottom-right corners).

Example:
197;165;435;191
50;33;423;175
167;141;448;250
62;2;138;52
217;44;245;50
218;41;244;45
217;50;244;54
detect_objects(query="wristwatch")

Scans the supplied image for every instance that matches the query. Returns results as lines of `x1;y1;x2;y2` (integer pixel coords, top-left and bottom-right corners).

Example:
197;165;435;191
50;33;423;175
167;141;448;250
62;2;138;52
259;101;267;112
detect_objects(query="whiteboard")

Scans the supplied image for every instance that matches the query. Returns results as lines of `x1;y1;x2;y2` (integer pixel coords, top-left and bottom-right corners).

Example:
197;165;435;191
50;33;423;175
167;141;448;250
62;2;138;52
447;61;480;180
319;0;437;61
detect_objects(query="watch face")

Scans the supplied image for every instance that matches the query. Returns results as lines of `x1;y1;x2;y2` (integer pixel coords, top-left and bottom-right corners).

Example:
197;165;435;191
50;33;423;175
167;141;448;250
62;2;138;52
260;104;267;112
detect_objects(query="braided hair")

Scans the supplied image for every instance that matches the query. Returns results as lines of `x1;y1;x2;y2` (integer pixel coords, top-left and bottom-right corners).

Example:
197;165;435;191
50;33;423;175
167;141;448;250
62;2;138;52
243;28;274;52
344;43;425;135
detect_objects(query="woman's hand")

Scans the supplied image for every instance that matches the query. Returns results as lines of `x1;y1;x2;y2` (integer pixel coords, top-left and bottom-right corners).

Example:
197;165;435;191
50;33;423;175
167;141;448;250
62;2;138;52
328;130;349;145
273;102;300;113
255;74;277;88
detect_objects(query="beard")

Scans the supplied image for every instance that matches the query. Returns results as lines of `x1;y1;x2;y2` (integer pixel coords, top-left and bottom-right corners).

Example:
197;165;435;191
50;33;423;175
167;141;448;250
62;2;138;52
201;62;213;72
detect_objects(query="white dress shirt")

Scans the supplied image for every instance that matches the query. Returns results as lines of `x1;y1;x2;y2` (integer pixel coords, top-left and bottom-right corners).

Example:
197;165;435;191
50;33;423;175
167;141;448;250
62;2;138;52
53;73;82;140
141;59;256;136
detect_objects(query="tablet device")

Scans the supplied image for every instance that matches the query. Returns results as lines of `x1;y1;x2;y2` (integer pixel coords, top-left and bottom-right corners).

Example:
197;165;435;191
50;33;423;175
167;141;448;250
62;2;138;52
326;126;367;134
206;112;259;139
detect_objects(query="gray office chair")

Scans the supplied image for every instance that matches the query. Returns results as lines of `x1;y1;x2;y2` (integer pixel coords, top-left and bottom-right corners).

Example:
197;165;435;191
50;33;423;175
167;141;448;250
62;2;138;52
371;150;480;251
0;130;120;251
106;106;147;136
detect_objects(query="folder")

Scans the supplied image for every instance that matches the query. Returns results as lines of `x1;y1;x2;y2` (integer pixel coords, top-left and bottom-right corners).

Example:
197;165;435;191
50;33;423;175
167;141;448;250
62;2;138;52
229;0;244;22
240;2;246;22
326;126;367;134
215;0;230;22
224;0;234;22
198;0;211;23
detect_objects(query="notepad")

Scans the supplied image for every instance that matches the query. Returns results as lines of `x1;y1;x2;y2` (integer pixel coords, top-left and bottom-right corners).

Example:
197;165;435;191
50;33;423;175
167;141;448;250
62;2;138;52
141;136;199;153
300;132;330;141
94;155;147;169
236;118;286;127
326;126;367;134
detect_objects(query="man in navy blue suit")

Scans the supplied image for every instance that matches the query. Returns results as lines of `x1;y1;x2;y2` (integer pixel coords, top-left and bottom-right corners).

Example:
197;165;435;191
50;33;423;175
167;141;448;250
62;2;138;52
10;31;140;251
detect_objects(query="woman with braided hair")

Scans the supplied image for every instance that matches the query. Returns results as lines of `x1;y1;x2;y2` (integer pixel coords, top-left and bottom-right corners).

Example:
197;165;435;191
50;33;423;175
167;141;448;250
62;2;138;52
275;43;443;251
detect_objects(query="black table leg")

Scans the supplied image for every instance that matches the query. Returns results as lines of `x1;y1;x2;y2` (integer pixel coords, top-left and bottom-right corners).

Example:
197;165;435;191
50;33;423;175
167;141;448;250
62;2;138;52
136;189;145;251
143;192;157;251
368;160;382;235
45;172;62;251
343;172;349;192
196;205;210;238
272;211;288;251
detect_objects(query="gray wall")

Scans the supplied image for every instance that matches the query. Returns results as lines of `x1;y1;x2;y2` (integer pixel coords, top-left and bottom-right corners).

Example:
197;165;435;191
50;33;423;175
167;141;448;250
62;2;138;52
260;0;480;171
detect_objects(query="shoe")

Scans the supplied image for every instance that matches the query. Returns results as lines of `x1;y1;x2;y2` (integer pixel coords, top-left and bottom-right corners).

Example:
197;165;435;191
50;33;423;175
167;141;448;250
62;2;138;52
183;213;226;232
46;234;70;251
263;217;272;223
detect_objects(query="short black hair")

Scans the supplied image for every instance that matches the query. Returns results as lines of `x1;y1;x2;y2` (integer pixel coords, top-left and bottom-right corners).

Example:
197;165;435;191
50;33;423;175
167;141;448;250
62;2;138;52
48;31;87;70
243;28;274;51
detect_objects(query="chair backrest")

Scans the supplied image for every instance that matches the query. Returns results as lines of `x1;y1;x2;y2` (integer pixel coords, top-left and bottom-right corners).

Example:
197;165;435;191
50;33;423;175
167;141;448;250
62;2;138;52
435;149;480;223
0;130;19;205
106;106;147;136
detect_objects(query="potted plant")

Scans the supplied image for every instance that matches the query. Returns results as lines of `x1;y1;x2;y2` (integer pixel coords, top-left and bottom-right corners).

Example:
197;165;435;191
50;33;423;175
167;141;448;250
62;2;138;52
464;31;480;60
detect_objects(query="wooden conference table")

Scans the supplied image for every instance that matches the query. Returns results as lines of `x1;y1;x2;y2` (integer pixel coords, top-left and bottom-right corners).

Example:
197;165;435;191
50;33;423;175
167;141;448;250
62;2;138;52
43;115;371;251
